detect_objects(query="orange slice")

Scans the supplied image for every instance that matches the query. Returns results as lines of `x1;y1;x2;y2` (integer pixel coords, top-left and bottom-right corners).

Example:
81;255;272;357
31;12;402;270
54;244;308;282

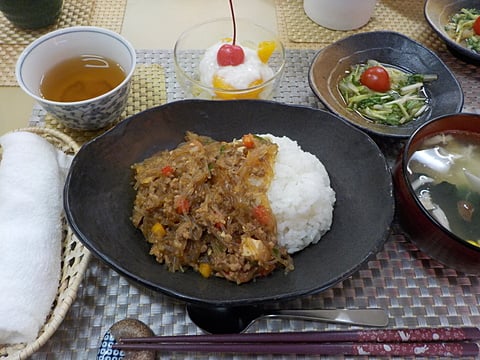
212;75;263;99
257;41;276;63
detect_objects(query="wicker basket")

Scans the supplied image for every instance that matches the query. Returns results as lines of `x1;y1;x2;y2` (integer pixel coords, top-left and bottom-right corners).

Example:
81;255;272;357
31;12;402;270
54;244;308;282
0;127;91;359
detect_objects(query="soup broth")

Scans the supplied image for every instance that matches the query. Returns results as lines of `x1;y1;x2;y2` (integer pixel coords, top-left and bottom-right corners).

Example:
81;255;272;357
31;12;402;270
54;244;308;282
407;131;480;246
40;54;126;102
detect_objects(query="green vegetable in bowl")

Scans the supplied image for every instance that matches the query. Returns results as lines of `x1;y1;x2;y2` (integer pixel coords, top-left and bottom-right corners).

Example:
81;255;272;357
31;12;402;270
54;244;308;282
445;8;480;53
338;60;437;126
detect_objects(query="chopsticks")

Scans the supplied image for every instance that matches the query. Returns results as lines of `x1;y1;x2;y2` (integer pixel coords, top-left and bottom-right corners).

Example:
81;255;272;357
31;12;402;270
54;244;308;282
113;327;480;356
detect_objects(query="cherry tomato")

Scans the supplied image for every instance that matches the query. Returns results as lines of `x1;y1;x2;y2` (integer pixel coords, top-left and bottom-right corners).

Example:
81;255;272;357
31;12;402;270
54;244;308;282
474;17;480;35
360;66;391;92
217;44;245;66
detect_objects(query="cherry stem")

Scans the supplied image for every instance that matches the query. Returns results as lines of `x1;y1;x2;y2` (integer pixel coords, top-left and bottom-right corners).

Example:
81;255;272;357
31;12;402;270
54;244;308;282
228;0;237;45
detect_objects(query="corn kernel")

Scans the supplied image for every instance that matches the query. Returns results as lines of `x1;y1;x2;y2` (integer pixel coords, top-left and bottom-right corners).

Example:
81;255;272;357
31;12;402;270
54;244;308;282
151;223;166;237
198;263;212;278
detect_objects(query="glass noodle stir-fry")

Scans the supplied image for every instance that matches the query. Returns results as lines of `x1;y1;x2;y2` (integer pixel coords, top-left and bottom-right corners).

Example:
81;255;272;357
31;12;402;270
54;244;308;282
445;8;480;53
338;60;437;126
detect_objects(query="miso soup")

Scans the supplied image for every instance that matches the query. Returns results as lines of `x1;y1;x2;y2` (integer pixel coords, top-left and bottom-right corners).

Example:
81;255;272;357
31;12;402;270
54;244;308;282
406;131;480;246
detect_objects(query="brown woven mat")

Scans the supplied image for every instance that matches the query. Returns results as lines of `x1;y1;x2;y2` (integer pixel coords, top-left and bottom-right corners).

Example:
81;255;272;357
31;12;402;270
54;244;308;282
43;63;167;144
275;0;448;51
0;0;127;86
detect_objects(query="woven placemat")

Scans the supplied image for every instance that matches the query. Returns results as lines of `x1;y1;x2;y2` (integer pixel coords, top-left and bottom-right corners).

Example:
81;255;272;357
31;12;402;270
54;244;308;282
275;0;448;51
26;48;480;359
0;0;93;45
42;63;167;144
0;0;127;86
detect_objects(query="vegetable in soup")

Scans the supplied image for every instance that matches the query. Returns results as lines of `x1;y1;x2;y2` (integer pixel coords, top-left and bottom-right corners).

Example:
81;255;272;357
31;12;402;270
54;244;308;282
407;131;480;246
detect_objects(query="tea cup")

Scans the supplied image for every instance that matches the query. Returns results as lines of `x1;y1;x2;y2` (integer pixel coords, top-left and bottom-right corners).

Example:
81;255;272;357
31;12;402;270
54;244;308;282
16;26;136;130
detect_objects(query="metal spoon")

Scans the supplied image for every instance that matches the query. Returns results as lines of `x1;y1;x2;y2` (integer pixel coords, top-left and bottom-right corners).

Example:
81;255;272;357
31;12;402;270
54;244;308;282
186;304;389;334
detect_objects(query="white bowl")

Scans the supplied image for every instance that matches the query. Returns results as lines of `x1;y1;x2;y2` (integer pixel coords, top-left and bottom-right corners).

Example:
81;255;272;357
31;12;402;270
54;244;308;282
16;26;136;130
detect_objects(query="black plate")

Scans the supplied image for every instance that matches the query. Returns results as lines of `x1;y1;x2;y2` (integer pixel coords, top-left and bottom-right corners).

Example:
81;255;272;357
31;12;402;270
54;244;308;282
309;31;464;138
425;0;480;64
64;100;394;307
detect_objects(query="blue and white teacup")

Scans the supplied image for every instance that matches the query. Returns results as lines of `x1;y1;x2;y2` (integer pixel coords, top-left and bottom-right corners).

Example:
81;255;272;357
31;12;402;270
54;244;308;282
16;26;136;130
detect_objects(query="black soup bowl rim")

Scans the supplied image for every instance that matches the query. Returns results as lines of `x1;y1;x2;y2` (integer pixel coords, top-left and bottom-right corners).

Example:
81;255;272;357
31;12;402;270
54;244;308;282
424;0;480;63
64;99;395;307
400;112;480;252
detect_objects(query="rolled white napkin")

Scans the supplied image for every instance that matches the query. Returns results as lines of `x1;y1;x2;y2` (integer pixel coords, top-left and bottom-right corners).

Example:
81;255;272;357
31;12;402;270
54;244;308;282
0;131;72;344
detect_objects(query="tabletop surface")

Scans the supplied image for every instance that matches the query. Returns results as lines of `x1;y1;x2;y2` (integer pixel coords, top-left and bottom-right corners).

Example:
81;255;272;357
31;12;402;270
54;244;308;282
1;1;480;359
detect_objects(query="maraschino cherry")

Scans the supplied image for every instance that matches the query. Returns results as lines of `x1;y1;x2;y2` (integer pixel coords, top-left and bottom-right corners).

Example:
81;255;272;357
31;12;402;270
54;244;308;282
217;0;244;66
217;44;244;66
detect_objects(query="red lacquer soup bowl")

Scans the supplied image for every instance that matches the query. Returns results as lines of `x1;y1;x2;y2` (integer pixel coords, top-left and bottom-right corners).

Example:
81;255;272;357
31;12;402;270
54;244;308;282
393;113;480;275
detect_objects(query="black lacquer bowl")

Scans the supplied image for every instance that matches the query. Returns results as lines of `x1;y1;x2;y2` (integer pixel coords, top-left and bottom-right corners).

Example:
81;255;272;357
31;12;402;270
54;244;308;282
64;100;394;307
309;31;464;138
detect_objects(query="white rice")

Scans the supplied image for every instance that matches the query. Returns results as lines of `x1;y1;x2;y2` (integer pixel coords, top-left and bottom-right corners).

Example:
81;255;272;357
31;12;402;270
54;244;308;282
261;134;336;254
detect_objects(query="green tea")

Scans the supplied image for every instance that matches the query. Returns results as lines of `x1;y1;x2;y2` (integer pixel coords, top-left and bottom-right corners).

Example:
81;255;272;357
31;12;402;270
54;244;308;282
40;54;126;102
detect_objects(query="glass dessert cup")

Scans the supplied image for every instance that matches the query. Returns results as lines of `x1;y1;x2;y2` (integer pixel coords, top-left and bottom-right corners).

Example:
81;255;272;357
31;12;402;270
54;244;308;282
174;18;285;100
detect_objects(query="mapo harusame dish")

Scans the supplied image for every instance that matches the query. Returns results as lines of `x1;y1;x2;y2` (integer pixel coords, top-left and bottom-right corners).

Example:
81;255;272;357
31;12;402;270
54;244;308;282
131;132;336;284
